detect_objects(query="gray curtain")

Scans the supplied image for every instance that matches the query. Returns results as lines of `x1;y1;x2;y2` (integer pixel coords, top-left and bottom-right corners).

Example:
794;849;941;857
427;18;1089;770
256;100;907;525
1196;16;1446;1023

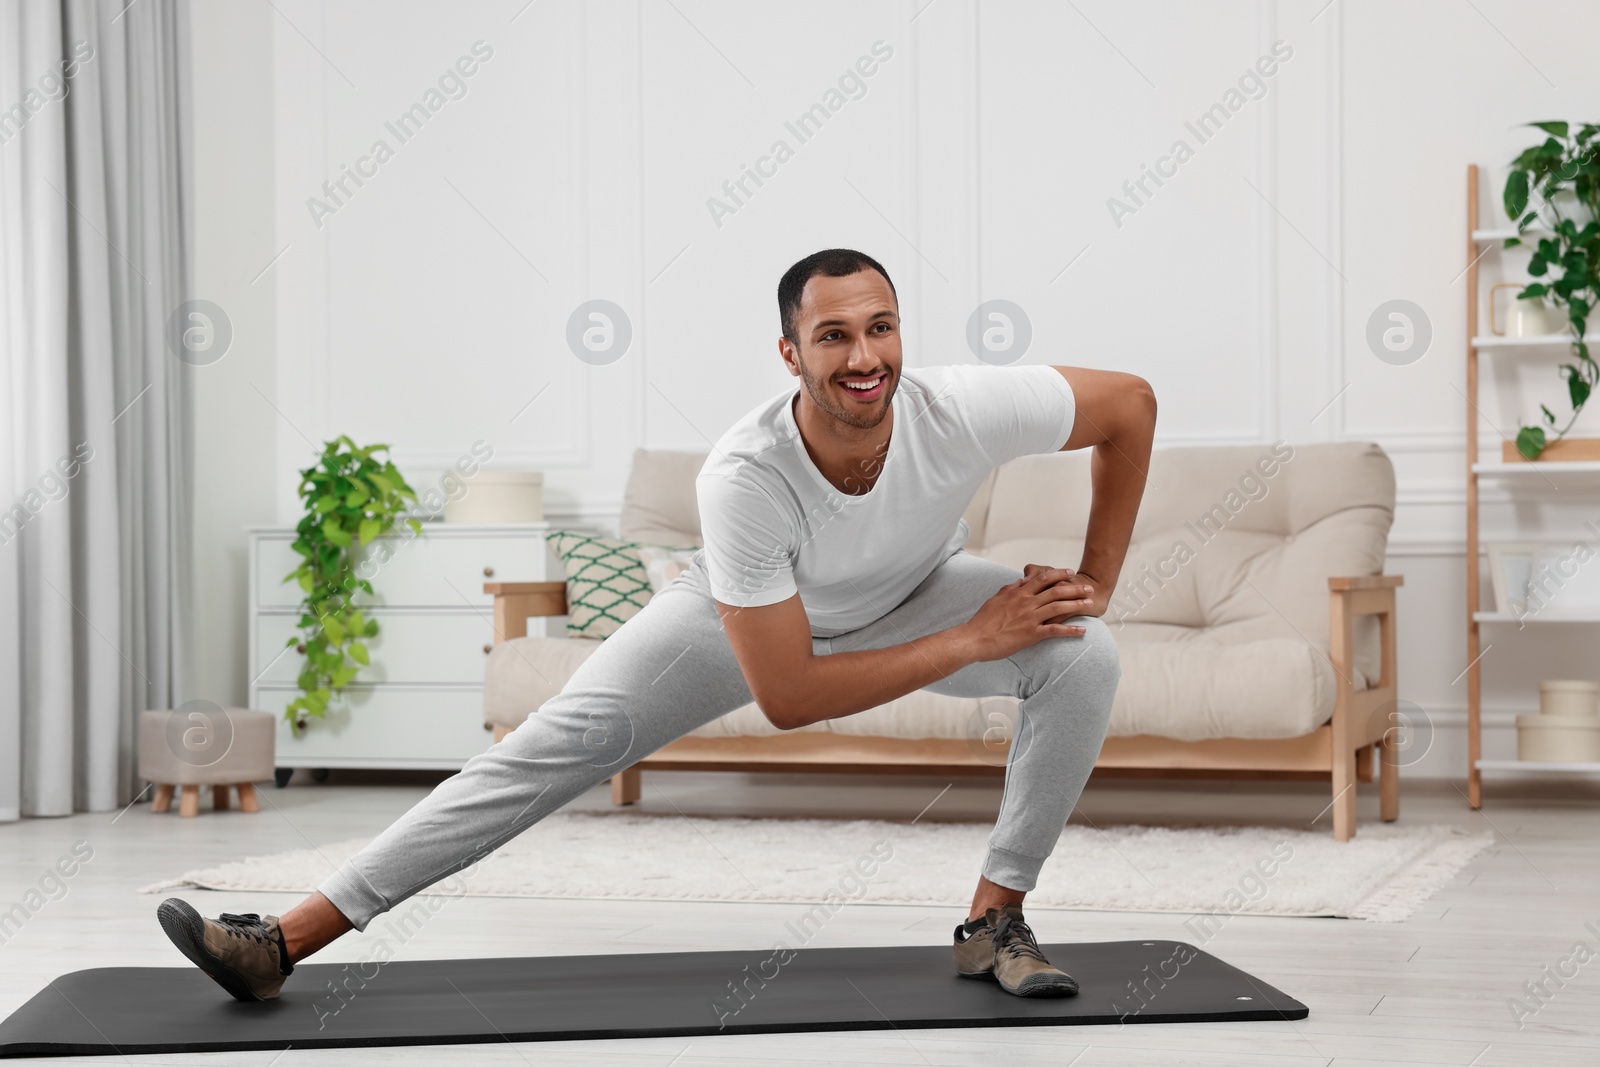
0;0;194;819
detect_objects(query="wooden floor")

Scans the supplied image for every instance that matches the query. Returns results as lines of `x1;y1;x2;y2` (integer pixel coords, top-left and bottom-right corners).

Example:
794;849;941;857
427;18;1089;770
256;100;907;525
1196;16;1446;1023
1;769;1597;1066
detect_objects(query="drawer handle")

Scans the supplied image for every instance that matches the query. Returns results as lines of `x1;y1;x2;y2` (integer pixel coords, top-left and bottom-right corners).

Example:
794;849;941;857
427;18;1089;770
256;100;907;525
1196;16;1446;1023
483;566;495;577
483;722;493;732
483;644;494;655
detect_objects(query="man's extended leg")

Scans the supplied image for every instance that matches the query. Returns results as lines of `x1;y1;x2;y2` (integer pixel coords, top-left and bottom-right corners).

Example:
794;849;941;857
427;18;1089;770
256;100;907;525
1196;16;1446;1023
159;561;761;1000
315;564;759;933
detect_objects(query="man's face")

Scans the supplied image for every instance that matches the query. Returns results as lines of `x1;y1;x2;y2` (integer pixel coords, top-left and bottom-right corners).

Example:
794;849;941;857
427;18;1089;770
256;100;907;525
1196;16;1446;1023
783;269;901;431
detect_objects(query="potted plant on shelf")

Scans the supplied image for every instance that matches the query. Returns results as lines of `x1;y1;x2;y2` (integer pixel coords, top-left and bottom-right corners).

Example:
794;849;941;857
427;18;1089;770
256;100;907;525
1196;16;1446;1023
1502;121;1600;460
282;436;421;730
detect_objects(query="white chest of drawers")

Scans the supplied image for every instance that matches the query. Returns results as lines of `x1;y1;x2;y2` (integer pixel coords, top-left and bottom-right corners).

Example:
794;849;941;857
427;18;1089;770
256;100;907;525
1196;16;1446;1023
247;522;569;772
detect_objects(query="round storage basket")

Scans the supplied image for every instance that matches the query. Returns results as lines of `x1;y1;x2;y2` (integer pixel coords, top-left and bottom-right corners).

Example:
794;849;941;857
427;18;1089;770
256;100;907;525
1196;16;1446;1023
1538;679;1599;718
1516;714;1600;763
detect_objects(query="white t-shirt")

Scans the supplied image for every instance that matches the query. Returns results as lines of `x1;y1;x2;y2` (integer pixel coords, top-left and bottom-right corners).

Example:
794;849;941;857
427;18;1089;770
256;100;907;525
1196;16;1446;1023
695;363;1076;637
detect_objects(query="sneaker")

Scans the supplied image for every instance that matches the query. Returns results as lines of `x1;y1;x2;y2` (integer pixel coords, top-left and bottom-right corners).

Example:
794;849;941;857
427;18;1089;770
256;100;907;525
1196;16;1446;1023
952;912;998;979
989;903;1079;997
157;898;293;1002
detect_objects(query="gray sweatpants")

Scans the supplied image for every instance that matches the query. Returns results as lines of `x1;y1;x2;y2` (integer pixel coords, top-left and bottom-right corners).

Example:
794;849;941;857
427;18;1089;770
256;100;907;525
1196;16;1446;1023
319;549;1121;931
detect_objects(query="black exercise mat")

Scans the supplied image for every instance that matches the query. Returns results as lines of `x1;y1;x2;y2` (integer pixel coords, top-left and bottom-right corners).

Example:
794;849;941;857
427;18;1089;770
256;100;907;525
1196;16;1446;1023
0;940;1306;1057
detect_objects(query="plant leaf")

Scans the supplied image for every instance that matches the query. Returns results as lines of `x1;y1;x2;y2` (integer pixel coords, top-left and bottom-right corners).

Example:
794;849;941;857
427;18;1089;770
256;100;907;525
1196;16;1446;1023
321;518;353;548
1528;120;1569;138
1517;425;1546;460
1505;169;1530;220
348;642;370;666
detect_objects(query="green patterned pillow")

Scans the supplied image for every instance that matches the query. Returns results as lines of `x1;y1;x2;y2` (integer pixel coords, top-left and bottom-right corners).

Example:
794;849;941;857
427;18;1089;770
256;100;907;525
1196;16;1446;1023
545;530;697;639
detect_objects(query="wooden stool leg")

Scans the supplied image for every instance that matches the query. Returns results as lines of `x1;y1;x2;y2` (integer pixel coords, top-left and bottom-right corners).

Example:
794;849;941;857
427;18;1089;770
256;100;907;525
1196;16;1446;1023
213;784;230;811
151;784;174;814
179;784;200;818
237;782;260;813
611;766;641;805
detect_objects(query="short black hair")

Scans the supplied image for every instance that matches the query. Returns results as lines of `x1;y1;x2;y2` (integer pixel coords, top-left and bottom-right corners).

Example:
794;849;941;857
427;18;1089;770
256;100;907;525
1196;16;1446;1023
777;248;897;346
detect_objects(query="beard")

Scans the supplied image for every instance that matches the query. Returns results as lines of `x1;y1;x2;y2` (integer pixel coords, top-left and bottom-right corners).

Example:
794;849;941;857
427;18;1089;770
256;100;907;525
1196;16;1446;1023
796;355;895;431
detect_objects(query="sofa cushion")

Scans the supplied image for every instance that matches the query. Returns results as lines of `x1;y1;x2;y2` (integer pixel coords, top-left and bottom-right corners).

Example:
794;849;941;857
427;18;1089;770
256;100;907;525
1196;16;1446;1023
619;448;708;546
976;440;1394;686
545;531;695;639
483;629;1341;742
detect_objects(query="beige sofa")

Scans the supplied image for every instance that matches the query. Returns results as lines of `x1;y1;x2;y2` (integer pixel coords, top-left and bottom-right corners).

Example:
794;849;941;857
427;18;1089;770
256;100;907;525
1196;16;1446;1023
485;441;1403;840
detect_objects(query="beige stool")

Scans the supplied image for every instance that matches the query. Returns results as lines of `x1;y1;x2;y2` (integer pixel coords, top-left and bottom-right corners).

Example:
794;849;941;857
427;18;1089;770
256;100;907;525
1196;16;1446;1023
138;706;276;817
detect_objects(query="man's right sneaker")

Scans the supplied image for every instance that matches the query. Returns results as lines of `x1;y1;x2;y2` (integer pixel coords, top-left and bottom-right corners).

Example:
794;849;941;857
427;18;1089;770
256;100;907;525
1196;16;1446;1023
157;898;293;1002
988;903;1080;997
952;912;998;979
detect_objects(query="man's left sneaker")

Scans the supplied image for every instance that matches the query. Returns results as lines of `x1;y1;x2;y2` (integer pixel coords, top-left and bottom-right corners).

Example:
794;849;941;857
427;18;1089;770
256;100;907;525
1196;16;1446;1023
987;903;1079;997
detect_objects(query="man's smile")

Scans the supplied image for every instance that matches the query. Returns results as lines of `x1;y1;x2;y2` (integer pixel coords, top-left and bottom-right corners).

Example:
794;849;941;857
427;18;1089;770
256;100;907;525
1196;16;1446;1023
837;371;889;401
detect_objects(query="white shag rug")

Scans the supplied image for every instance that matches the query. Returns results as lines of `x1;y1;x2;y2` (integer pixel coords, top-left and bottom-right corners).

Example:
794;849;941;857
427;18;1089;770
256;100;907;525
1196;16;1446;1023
142;812;1493;923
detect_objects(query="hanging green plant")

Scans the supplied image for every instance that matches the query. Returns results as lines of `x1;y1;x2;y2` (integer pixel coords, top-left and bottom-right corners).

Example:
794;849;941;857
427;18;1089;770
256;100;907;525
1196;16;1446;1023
282;436;421;728
1502;120;1600;459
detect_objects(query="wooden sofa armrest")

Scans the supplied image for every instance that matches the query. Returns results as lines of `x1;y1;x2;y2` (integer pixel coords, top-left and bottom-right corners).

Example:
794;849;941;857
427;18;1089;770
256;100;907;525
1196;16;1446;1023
484;581;568;643
1327;573;1404;840
1328;574;1403;592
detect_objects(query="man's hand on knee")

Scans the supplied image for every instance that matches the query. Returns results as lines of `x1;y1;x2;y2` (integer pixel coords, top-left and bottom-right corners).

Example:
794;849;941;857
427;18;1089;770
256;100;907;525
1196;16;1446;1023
1022;563;1109;624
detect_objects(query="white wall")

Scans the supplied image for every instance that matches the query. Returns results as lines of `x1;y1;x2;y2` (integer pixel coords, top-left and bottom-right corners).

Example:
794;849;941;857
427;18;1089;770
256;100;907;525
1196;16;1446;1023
188;0;279;713
188;0;1600;779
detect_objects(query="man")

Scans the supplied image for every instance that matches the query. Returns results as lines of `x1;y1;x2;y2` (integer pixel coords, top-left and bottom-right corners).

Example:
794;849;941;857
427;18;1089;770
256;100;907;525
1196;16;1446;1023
158;248;1155;1002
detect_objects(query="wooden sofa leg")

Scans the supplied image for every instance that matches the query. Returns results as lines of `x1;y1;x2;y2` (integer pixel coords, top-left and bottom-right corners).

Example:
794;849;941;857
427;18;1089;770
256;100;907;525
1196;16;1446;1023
611;766;641;805
492;725;511;744
179;785;200;818
1378;737;1400;822
1355;744;1374;783
1332;743;1358;842
151;783;174;814
237;782;260;813
213;784;230;811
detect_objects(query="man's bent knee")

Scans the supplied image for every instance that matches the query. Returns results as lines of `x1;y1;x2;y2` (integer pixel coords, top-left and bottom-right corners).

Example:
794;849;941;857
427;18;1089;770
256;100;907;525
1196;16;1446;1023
1025;616;1121;692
